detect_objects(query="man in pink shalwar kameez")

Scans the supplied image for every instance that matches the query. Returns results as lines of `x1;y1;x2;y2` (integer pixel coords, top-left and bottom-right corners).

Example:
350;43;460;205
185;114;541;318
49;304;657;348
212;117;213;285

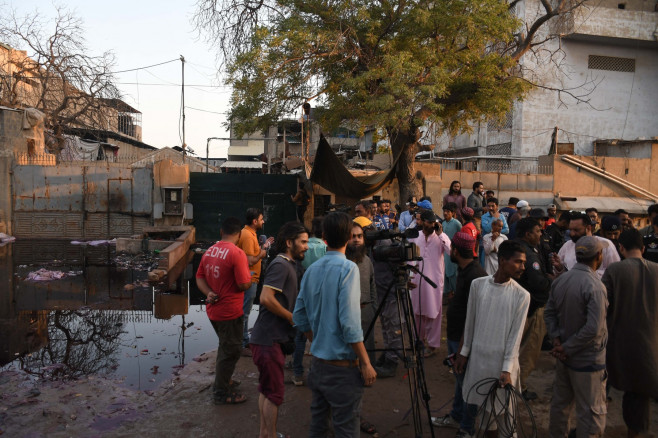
410;210;452;356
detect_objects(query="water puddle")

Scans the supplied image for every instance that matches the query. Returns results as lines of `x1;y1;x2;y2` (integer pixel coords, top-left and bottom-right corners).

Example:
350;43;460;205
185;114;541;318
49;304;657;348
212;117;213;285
0;240;219;391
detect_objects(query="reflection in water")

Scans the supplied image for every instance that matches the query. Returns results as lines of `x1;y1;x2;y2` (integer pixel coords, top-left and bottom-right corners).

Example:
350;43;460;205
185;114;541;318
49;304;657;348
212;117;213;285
0;241;216;391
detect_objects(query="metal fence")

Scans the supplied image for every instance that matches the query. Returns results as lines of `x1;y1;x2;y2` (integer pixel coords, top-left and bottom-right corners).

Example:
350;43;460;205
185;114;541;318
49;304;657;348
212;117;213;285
428;157;554;175
14;152;145;166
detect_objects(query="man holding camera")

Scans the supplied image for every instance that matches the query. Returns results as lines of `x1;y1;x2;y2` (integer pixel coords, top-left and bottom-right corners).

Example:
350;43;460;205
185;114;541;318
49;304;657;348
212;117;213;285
410;210;451;357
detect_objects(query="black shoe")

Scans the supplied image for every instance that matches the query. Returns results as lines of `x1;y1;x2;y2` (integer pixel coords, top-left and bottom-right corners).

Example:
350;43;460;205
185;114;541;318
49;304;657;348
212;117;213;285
522;390;538;401
374;359;398;378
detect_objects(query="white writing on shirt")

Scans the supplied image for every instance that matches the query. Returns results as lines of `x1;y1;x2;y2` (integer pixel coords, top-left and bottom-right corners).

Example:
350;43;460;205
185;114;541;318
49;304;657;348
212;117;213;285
204;246;230;279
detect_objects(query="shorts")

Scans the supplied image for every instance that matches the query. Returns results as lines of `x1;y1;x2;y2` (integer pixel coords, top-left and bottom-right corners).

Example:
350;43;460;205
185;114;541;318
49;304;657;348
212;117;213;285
251;343;285;405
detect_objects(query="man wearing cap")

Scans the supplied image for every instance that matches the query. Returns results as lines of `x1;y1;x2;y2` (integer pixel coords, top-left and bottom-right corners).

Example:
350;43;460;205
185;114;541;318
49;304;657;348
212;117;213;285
599;216;623;259
544;236;607;438
514;217;553;400
555;212;620;280
432;232;487;436
508;200;530;227
409;210;451;357
460;207;479;258
529;208;554;272
603;229;658;438
399;196;417;232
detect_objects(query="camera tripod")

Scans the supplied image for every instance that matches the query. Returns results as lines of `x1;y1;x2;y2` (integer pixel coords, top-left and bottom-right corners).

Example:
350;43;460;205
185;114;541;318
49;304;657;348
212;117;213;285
364;261;437;438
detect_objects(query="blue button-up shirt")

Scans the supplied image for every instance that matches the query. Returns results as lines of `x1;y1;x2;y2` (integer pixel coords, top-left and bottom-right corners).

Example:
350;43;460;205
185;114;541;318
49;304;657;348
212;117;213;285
293;251;363;360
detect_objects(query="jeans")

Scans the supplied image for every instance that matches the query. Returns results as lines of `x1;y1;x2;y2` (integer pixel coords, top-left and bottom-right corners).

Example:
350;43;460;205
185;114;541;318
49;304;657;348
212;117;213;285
210;316;243;398
448;339;477;434
242;282;257;347
292;329;306;377
308;359;363;438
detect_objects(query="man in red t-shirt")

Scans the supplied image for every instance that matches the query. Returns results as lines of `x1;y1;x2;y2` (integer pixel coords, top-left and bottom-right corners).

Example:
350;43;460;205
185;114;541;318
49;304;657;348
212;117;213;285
460;207;480;258
196;217;252;404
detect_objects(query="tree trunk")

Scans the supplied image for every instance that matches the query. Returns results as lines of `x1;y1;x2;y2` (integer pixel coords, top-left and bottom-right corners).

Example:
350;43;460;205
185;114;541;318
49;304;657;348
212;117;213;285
389;125;421;206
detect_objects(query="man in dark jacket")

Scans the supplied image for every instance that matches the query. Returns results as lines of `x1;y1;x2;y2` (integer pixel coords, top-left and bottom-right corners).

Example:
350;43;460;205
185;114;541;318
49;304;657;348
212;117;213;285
515;217;552;400
432;232;487;437
544;236;607;437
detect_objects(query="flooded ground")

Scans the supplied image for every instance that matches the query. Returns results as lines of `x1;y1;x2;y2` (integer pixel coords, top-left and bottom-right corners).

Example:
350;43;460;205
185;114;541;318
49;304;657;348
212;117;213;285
0;240;222;391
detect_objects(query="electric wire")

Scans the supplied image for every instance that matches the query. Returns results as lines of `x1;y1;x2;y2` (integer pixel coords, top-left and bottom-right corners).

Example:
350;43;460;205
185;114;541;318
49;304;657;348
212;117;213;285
111;58;180;75
466;377;538;438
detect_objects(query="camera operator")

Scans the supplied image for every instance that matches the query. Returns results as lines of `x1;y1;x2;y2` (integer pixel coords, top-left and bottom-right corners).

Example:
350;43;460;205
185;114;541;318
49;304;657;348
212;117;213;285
409;210;451;358
399;196;418;232
371;235;405;378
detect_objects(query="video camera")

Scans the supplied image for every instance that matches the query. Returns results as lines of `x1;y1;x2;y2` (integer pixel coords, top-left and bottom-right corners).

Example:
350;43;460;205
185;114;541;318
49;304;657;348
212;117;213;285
365;228;420;263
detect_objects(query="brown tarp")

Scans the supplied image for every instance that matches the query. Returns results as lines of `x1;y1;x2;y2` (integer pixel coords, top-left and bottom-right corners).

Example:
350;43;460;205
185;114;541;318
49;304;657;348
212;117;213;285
310;134;402;199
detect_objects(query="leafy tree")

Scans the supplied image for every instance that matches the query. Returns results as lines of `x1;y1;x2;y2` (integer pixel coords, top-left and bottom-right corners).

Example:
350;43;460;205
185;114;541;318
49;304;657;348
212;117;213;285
195;0;586;202
0;6;120;151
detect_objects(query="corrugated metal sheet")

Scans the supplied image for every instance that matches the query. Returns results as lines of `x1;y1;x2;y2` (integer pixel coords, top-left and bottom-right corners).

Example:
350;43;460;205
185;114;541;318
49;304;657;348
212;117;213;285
554;196;654;215
13;164;153;239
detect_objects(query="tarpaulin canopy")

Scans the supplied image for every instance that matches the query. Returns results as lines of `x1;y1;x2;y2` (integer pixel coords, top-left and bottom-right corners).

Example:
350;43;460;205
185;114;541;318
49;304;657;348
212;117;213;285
310;134;401;199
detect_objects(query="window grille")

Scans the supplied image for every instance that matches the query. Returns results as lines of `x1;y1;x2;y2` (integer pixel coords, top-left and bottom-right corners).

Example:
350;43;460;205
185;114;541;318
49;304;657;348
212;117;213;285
588;55;635;72
486;142;512;156
487;110;513;131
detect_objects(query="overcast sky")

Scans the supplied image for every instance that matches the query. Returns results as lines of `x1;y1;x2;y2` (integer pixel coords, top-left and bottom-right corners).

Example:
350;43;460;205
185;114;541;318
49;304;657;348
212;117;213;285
7;0;240;158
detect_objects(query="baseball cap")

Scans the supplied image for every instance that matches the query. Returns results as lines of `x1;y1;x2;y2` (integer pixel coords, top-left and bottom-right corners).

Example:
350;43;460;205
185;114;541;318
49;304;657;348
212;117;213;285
601;215;621;232
452;232;476;251
516;200;529;209
575;236;603;258
417;200;433;210
353;216;372;228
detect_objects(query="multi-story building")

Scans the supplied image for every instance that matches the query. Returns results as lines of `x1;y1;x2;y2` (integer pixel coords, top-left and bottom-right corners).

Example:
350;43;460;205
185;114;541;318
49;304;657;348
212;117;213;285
435;0;658;172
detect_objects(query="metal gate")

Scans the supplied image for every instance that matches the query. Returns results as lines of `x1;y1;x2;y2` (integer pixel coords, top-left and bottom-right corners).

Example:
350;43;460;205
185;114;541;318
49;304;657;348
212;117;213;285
12;165;152;239
189;173;297;242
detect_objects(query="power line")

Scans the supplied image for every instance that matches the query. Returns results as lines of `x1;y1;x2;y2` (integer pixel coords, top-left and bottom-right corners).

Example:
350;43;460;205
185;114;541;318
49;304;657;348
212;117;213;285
111;58;180;74
186;106;228;115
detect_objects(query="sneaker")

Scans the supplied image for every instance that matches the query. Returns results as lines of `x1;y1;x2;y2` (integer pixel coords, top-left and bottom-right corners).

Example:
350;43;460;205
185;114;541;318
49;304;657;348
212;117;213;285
455;429;474;438
291;375;304;386
522;390;538;401
431;414;459;428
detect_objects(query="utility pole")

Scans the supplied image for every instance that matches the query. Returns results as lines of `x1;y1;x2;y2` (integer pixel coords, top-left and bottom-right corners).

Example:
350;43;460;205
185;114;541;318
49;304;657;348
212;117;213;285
180;55;186;163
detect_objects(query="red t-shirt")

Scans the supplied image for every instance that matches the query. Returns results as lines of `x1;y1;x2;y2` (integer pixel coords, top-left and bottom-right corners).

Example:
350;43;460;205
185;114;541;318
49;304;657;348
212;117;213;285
196;241;251;321
461;222;480;257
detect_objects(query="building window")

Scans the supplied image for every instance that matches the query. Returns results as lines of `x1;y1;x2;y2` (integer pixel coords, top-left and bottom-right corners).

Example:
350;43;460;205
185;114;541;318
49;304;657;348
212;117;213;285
588;55;635;72
487;110;513;131
486;142;512;156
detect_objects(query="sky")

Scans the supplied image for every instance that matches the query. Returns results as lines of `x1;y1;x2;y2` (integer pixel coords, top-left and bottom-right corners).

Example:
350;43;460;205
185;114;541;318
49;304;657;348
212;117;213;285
6;0;237;158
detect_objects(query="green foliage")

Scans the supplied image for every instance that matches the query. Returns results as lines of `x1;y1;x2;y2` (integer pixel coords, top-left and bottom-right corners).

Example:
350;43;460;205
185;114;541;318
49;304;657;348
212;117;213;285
224;0;530;139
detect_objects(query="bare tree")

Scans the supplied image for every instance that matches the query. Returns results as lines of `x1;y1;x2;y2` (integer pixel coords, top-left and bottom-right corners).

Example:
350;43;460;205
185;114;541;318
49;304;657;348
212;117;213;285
0;6;121;152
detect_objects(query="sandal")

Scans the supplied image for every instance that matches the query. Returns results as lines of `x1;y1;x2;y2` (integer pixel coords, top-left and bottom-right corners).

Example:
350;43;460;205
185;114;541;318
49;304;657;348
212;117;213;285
213;391;247;405
424;348;437;358
360;419;378;436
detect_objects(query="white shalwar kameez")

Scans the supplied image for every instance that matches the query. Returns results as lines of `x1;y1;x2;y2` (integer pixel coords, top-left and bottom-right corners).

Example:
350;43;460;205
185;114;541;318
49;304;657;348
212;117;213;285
460;276;530;410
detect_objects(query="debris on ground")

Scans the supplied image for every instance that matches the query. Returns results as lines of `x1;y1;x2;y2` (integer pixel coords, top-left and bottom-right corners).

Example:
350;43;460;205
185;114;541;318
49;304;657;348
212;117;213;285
71;239;116;246
113;252;160;271
26;268;83;281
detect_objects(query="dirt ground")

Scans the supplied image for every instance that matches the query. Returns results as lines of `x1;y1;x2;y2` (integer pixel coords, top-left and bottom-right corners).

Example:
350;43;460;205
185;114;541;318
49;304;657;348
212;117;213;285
2;334;657;438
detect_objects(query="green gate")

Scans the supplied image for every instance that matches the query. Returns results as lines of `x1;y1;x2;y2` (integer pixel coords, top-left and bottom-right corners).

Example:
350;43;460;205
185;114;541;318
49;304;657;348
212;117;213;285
189;173;298;242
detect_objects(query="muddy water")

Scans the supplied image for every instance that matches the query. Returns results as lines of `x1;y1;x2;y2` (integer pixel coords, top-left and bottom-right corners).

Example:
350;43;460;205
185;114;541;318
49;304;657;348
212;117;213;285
0;240;218;391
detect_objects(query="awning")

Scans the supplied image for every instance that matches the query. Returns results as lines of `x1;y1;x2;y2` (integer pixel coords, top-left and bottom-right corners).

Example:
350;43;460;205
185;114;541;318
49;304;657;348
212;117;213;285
554;196;654;215
310;134;402;199
220;161;264;169
227;142;264;156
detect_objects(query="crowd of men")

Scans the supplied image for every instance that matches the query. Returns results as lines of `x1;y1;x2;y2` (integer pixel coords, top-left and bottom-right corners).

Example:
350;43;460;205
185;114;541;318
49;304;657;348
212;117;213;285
195;186;658;438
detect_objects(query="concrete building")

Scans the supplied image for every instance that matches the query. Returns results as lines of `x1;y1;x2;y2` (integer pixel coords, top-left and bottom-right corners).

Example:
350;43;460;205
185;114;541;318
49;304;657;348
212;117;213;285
436;0;658;172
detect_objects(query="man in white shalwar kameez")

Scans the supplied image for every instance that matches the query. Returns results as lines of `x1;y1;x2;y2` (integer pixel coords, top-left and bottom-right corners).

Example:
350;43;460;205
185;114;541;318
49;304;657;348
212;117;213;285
410;210;451;356
455;240;530;437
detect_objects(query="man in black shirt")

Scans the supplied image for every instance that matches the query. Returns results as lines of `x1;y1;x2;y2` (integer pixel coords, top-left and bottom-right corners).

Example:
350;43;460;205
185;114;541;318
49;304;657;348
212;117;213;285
432;231;487;438
251;222;309;438
643;215;658;263
515;217;553;401
545;211;571;253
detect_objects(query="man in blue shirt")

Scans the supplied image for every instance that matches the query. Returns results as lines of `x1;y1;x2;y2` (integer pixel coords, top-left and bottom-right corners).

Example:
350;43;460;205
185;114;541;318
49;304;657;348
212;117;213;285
293;212;377;437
